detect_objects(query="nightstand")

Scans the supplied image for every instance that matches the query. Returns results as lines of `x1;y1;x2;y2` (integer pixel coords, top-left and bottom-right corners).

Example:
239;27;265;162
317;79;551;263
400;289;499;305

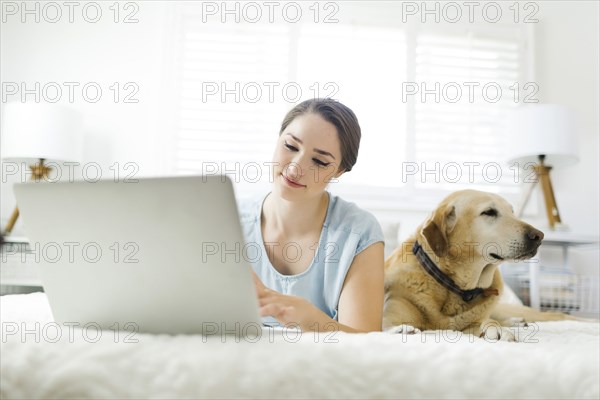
0;237;43;294
529;232;599;311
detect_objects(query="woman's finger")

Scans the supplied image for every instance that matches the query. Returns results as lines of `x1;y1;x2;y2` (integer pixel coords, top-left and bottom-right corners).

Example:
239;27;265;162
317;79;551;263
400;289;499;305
258;295;282;306
259;303;285;318
260;303;295;321
251;269;266;289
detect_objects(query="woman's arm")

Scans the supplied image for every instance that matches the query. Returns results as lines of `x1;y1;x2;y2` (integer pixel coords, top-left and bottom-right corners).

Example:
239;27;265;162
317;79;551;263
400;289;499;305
252;241;385;333
336;241;385;332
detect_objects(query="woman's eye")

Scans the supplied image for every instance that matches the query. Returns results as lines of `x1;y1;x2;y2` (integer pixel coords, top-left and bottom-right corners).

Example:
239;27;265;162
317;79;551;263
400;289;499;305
284;142;298;151
481;209;498;217
313;159;330;167
284;141;330;167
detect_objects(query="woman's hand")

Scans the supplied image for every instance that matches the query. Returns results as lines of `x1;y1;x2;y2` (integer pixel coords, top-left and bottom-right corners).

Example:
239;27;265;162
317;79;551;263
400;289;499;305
251;269;267;292
251;270;329;331
258;289;330;331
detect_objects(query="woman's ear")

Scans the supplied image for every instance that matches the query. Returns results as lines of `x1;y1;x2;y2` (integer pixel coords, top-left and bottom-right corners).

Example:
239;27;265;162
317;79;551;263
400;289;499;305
334;168;345;179
325;167;344;183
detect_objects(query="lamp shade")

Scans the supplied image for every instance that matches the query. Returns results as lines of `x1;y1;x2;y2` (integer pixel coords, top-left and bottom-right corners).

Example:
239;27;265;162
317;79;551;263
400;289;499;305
1;102;83;163
505;104;578;168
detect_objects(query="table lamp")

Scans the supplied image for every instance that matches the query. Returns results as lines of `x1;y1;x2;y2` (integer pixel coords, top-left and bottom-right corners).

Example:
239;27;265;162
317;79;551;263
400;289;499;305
1;102;83;236
506;104;579;229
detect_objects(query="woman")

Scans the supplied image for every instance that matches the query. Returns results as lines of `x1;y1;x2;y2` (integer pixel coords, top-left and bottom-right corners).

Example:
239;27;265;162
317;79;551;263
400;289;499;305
239;99;384;333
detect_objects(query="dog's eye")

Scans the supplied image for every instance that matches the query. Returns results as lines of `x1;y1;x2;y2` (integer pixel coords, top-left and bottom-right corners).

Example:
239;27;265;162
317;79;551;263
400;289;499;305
481;209;498;217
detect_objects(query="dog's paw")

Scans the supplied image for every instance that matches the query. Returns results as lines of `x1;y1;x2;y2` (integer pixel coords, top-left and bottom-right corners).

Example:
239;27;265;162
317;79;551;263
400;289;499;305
500;317;529;328
385;324;421;335
479;325;517;342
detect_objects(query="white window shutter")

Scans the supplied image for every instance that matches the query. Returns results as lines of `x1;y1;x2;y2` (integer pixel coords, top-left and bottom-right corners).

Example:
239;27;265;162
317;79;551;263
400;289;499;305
414;32;524;192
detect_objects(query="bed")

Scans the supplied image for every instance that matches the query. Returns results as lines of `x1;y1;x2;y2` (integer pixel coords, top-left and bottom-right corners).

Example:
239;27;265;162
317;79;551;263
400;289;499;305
0;292;598;399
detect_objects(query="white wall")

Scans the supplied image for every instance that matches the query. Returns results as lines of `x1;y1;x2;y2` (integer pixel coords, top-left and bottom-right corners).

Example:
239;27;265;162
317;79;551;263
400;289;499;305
532;1;599;279
535;1;599;236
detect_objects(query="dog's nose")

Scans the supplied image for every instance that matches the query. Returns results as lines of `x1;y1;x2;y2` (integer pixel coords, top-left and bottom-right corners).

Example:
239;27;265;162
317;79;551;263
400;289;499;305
527;228;544;242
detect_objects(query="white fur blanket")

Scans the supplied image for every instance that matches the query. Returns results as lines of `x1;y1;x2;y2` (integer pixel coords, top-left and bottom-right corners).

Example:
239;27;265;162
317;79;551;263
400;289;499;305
1;293;598;399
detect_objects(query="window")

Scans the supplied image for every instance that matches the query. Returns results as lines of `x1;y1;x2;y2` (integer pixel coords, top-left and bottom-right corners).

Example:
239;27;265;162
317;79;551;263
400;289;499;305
167;5;529;208
174;19;291;188
413;32;524;193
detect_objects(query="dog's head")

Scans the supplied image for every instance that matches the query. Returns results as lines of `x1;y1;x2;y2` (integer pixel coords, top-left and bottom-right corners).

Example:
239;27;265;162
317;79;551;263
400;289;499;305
419;190;544;264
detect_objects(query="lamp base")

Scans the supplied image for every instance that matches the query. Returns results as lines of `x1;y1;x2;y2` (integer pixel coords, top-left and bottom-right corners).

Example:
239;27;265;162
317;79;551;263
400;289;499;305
515;155;563;230
534;162;562;229
2;159;52;236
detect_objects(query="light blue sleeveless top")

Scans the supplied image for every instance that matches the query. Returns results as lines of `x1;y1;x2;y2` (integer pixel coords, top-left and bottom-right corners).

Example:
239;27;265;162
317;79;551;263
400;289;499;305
238;191;384;324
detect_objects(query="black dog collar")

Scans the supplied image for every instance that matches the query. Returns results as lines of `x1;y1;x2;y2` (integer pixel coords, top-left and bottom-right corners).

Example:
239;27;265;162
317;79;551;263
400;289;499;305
412;241;498;302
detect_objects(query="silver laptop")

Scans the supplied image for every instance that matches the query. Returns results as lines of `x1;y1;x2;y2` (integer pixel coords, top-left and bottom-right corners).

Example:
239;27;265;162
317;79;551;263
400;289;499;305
13;176;262;335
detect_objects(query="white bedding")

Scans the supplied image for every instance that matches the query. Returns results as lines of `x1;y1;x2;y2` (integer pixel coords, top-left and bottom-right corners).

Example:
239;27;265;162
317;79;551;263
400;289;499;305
1;293;598;399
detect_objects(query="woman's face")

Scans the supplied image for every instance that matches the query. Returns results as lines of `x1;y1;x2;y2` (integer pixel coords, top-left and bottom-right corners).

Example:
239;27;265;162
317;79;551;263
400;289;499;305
271;113;344;201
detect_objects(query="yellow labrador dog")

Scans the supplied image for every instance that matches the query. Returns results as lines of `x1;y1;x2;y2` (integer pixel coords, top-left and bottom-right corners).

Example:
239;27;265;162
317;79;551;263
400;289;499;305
384;189;573;341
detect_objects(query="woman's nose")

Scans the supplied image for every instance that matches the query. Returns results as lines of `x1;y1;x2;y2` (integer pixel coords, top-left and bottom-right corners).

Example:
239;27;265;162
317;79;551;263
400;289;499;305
285;160;306;179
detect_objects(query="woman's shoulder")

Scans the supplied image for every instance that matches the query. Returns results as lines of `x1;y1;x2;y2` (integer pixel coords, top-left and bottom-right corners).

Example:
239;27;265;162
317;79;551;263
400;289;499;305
327;193;382;236
236;192;266;223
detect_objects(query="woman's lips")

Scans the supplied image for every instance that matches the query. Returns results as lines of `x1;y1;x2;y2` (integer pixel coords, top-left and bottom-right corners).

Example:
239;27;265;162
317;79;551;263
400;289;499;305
282;174;306;188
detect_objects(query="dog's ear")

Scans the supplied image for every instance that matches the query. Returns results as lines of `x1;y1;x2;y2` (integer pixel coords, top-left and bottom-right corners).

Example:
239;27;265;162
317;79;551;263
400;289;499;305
421;205;456;258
